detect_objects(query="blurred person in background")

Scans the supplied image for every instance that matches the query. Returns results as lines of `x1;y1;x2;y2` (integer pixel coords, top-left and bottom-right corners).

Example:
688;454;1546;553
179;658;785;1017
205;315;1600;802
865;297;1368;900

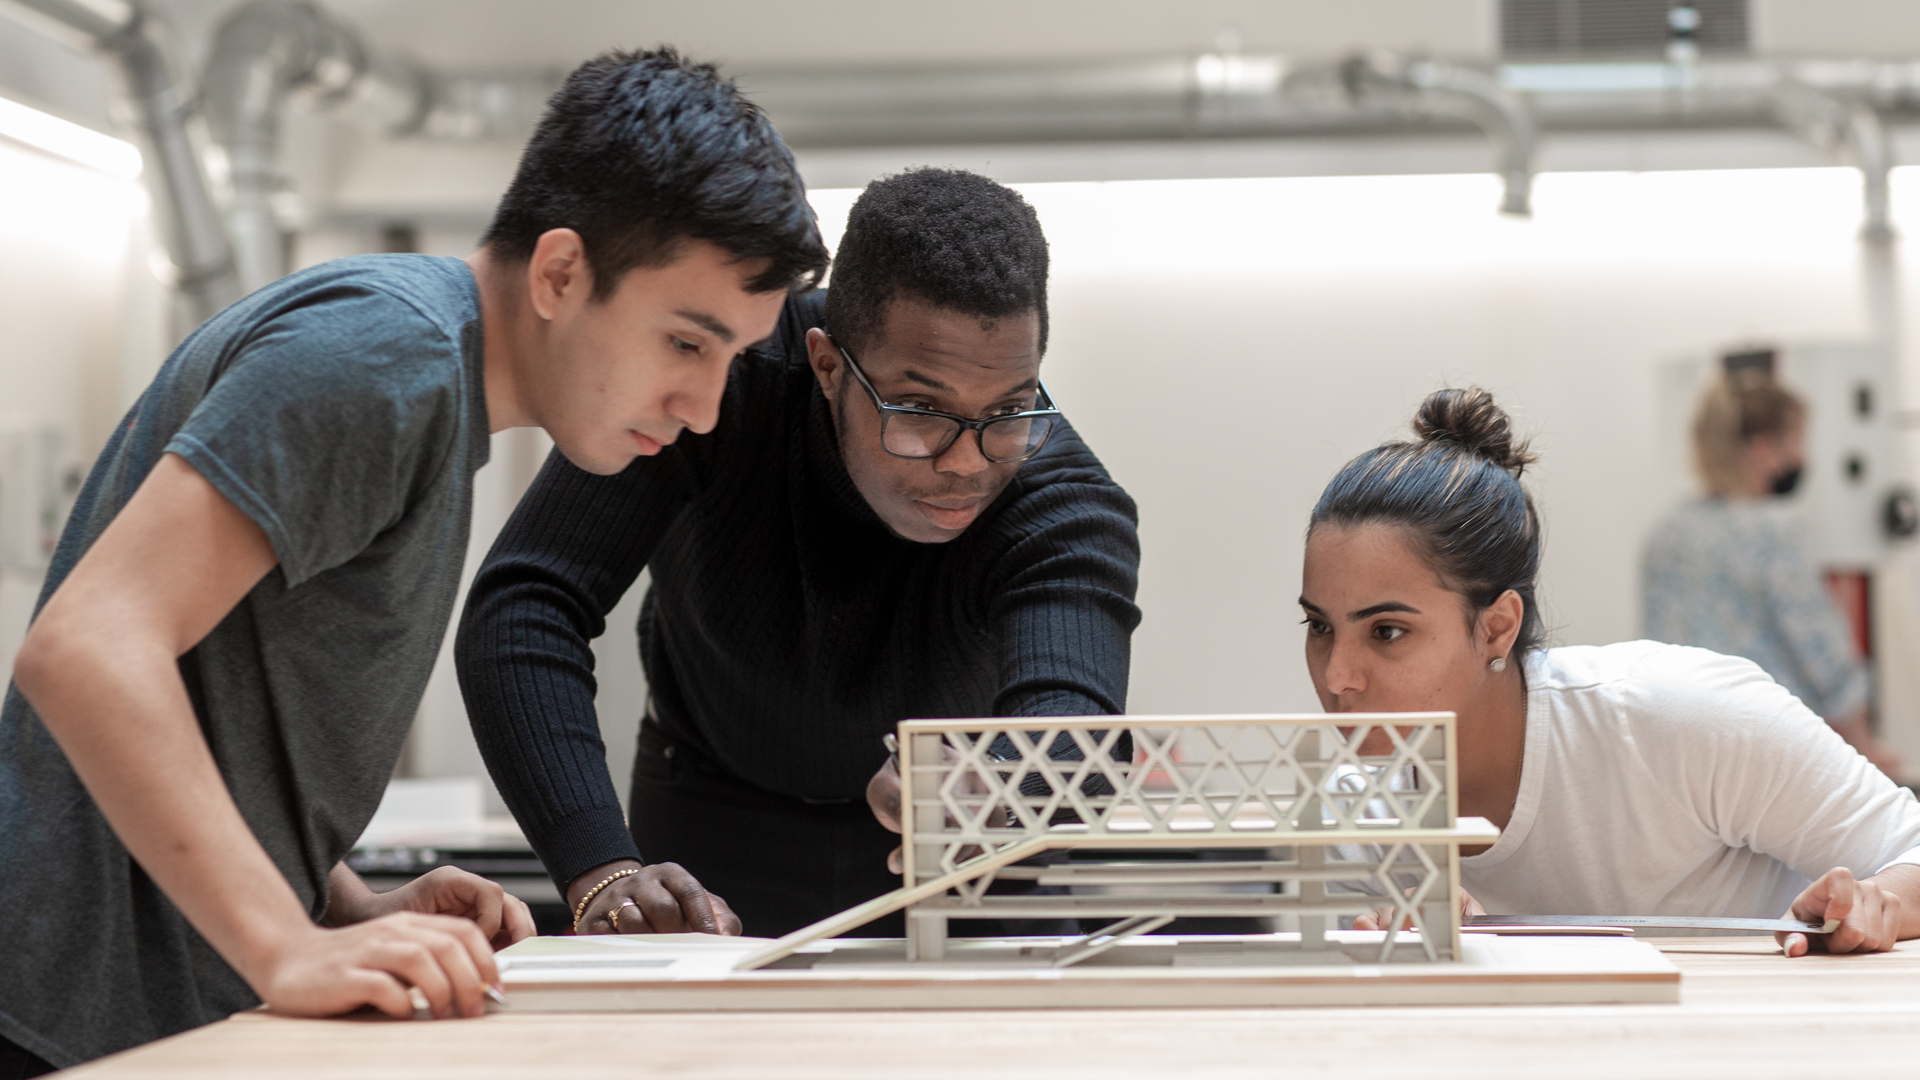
1642;365;1901;774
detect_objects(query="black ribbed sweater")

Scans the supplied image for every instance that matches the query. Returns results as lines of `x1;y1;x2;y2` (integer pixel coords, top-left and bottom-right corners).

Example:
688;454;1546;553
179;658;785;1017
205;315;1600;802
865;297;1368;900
454;290;1142;890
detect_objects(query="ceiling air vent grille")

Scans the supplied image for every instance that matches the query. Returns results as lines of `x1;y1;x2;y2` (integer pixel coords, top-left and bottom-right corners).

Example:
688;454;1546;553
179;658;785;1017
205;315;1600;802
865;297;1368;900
1500;0;1749;57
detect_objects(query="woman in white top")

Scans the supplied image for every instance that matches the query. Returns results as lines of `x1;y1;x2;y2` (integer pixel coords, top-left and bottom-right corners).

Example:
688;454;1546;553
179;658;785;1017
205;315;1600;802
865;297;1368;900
1303;388;1920;955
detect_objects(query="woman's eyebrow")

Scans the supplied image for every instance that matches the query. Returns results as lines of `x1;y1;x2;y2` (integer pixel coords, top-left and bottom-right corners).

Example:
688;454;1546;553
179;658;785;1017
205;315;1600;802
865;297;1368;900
1351;601;1420;619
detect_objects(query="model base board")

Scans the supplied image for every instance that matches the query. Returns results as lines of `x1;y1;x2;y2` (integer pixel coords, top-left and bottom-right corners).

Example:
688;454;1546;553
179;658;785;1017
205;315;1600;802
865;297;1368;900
492;931;1680;1011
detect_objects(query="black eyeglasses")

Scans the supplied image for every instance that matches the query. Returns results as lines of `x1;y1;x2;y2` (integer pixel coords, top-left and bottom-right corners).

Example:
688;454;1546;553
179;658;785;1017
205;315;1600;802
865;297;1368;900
837;344;1060;463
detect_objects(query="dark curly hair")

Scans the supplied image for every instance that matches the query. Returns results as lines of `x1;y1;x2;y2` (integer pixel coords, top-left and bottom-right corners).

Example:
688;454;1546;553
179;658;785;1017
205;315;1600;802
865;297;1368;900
1309;388;1546;659
482;47;828;298
825;168;1049;354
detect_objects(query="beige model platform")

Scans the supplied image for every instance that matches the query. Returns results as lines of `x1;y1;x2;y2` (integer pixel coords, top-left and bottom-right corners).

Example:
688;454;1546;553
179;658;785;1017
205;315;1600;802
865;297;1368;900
493;930;1679;1009
493;714;1681;1010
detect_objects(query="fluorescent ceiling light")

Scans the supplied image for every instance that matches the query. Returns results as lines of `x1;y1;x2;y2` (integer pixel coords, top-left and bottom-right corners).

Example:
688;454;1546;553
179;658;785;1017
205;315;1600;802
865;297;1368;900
0;94;141;179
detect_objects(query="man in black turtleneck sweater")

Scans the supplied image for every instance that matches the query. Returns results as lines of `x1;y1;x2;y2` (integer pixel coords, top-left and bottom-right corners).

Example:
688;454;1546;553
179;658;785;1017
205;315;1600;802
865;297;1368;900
456;169;1140;938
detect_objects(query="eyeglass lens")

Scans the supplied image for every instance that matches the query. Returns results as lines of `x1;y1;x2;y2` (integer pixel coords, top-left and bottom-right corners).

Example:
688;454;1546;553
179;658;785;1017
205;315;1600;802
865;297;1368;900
883;412;1057;462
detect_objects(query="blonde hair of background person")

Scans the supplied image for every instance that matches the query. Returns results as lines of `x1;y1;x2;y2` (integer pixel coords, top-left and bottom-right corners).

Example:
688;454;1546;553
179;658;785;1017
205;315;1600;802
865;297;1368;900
1640;368;1901;773
1307;388;1920;954
1691;369;1806;498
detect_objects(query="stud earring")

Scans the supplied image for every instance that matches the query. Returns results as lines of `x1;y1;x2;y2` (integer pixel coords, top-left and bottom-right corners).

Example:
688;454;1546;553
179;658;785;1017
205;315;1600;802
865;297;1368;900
1488;656;1508;673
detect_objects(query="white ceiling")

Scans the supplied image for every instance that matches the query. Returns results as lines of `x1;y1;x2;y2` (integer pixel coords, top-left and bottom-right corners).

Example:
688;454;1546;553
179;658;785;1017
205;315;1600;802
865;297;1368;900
13;0;1920;224
306;0;1495;70
14;0;1920;133
126;0;1920;74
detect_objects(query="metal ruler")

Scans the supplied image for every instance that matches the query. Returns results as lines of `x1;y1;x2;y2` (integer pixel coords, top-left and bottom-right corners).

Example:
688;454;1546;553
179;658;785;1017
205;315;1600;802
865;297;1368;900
1464;915;1838;934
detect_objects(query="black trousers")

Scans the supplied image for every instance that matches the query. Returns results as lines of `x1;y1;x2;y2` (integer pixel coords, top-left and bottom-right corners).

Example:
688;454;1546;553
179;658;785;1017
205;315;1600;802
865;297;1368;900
628;718;1074;940
0;1035;55;1080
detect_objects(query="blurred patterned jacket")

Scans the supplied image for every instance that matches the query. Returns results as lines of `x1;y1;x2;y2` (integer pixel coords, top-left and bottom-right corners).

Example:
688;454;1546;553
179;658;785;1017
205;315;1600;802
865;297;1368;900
1642;498;1869;722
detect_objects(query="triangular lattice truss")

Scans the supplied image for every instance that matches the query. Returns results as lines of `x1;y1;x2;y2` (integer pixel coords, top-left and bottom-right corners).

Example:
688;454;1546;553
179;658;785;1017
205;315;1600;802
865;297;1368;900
894;713;1488;965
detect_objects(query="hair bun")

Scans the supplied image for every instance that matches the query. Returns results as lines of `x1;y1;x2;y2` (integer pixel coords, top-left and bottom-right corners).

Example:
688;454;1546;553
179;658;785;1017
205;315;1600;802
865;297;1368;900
1411;387;1538;476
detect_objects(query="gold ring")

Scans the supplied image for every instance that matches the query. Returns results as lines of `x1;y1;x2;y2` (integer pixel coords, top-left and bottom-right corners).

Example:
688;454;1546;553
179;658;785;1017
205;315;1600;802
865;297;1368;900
607;903;622;932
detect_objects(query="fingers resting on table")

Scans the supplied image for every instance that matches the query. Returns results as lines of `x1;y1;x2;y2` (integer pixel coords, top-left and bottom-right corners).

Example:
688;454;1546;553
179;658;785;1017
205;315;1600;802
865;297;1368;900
382;865;537;949
259;912;500;1020
577;862;743;937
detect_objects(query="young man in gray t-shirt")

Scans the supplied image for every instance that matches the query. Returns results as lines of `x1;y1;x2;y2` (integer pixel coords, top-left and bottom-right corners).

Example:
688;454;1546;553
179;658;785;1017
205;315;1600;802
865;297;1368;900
0;48;825;1072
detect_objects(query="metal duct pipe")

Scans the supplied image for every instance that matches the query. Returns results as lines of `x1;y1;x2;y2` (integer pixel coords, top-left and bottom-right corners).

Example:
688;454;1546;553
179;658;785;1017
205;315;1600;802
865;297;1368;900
745;53;1920;230
740;54;1289;145
1333;53;1537;216
1770;80;1894;242
200;0;364;291
2;0;239;322
740;51;1531;213
200;0;557;290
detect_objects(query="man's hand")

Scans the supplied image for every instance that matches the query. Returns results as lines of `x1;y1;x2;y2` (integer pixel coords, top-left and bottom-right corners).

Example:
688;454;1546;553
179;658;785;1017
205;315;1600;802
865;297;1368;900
566;859;741;936
866;742;1010;876
1778;865;1918;957
867;757;905;875
1353;887;1486;931
328;864;536;950
257;913;503;1019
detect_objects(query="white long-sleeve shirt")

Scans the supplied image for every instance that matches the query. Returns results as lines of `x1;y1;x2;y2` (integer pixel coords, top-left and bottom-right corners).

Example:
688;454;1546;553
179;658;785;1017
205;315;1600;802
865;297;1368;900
1461;641;1920;921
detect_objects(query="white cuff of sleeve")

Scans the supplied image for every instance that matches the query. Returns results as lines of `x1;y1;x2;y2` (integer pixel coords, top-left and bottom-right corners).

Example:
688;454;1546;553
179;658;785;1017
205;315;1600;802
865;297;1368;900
1874;846;1920;875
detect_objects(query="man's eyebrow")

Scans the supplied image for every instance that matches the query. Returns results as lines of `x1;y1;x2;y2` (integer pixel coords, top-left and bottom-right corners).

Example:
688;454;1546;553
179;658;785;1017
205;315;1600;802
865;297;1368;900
900;369;954;392
894;371;1039;398
675;309;736;344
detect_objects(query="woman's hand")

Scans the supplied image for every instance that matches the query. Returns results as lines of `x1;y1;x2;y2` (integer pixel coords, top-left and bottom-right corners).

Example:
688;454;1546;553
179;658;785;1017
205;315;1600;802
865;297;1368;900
1778;866;1914;957
1353;887;1485;931
329;865;536;950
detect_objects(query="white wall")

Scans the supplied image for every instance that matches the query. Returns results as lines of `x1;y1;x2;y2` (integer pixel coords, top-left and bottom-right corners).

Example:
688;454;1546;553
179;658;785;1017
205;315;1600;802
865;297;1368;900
908;169;1920;768
0;135;164;681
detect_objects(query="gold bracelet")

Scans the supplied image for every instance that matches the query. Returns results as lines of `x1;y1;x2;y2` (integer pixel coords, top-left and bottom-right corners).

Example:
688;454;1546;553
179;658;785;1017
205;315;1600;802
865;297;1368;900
571;868;642;932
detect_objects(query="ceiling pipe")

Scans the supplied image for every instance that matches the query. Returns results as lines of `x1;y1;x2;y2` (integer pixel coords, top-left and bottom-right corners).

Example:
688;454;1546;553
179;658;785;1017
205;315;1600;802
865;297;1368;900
1;0;240;323
738;54;1292;146
14;0;1920;281
200;0;555;291
1770;79;1894;242
1331;53;1537;216
737;52;1536;215
742;54;1920;232
200;1;364;292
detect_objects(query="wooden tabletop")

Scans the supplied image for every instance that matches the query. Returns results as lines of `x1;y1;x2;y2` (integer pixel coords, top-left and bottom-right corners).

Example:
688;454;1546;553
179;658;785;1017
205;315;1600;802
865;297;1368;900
66;937;1920;1079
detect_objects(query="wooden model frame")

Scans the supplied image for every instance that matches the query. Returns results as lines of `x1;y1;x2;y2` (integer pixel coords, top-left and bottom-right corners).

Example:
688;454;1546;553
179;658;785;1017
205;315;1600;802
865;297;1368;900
737;713;1499;972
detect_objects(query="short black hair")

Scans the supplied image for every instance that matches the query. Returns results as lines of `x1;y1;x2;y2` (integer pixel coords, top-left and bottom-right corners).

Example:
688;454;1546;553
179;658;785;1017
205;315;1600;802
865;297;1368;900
482;48;827;298
825;168;1048;355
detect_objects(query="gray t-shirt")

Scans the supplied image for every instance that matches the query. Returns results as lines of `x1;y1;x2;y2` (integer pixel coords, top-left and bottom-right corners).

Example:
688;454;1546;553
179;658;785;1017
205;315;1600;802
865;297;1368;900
0;254;489;1068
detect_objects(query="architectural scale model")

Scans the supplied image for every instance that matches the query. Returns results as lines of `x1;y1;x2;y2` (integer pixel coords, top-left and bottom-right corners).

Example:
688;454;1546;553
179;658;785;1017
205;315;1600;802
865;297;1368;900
490;715;1681;1011
740;712;1493;970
